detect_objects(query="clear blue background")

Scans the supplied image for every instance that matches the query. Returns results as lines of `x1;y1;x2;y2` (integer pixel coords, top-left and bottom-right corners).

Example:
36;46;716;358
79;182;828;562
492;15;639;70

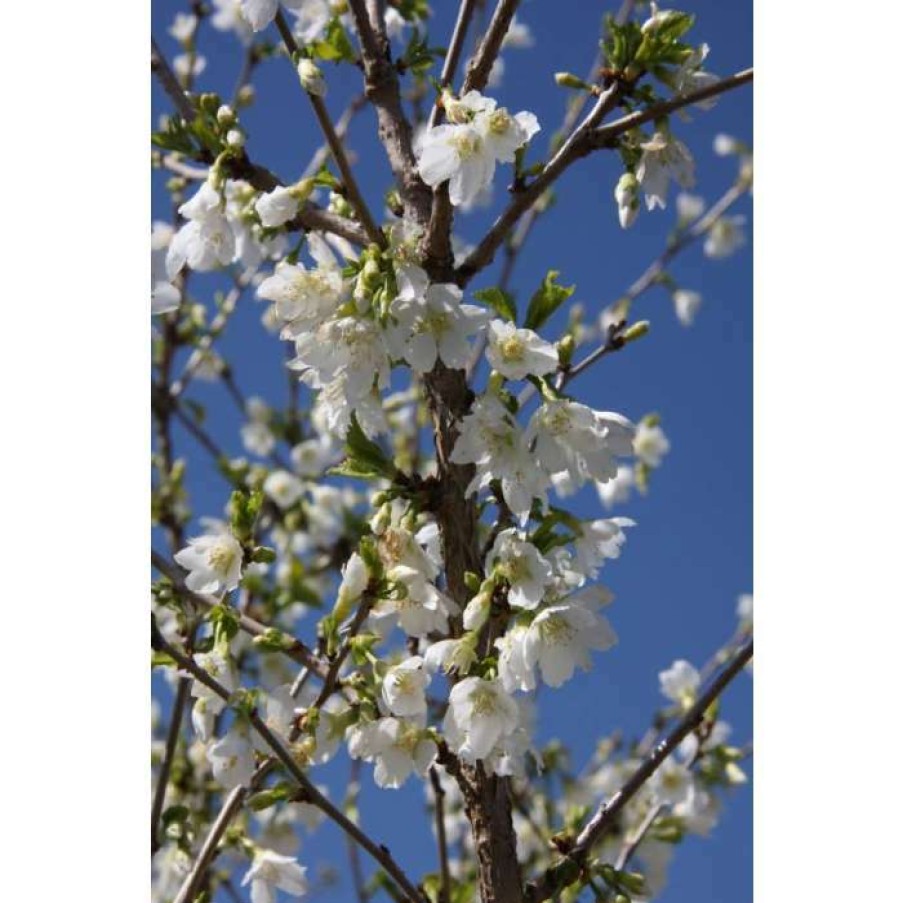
152;1;752;900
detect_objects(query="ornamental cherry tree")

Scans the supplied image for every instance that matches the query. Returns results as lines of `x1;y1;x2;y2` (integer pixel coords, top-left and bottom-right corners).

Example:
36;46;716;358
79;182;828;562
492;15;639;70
151;3;753;903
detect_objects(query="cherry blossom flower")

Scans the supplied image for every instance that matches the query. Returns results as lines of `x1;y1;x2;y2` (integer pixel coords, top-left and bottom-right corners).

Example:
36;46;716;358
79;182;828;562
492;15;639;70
208;722;256;789
485;320;559;381
486;529;553;610
659;659;701;705
255;186;300;228
673;289;703;326
241;848;309;903
444;677;520;763
175;531;244;594
381;656;430;717
634;421;671;467
637;130;696;210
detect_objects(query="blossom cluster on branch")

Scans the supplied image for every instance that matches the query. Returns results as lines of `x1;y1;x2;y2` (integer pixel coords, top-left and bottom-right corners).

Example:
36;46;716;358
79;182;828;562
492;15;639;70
151;2;753;902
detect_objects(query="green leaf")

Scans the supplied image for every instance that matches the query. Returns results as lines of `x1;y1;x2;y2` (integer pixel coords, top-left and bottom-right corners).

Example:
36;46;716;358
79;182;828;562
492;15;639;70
161;805;190;827
310;18;357;63
474;286;517;323
523;270;575;331
329;413;396;481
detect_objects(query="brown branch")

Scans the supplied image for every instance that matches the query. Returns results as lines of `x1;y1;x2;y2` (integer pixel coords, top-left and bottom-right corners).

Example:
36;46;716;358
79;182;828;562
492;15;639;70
346;0;432;230
461;0;521;94
588;68;755;150
430;767;452;903
152;550;328;677
456;67;753;285
151;675;191;854
151;36;196;122
151;617;427;903
274;11;385;247
524;638;753;903
303;94;368;179
428;0;480;129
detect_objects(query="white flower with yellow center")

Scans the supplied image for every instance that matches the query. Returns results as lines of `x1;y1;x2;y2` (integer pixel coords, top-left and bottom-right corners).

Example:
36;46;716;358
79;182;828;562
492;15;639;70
257;233;346;335
478;106;541;164
527;400;635;486
381;656;430;717
263;469;305;509
573;517;635;577
347;717;434;788
524;601;617;688
634;421;671;467
387;265;489;372
485;319;559;381
417;123;495;207
175;531;244;594
487;529;553;610
241;848;309;903
450;394;549;523
207;722;256;789
659;659;701;707
704;214;747;259
444;676;520;762
637;130;696;211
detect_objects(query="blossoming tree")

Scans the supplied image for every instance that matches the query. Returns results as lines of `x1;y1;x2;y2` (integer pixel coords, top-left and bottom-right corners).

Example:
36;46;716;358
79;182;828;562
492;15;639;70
151;2;753;902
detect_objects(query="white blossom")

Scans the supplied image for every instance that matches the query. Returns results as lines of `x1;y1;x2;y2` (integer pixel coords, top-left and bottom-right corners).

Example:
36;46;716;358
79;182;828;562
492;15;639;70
659;659;701;705
347;718;434;788
381;656;429;717
524;601;617;688
255;186;300;228
704;215;747;259
673;289;702;326
450;394;549;524
573;517;635;577
634;421;671;467
175;531;244;594
486;529;553;610
208;722;256;789
386;265;488;371
595;465;635;510
485;320;559;381
736;592;754;627
241;849;309;903
444;677;520;762
527;400;635;486
676;191;706;224
494;624;535;693
263;470;305;509
637;131;695;211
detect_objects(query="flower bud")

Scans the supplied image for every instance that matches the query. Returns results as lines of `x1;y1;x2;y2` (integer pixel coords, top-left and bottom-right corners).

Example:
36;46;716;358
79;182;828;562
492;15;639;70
216;104;236;128
298;58;327;97
554;72;590;90
614;172;640;229
226;129;245;148
622;320;651;344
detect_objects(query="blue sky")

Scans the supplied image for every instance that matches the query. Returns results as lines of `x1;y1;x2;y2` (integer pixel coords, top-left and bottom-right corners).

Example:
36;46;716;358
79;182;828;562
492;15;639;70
152;1;753;900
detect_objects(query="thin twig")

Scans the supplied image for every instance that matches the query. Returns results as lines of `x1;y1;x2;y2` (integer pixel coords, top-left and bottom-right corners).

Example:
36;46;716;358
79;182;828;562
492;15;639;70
588;68;755;149
613;801;663;871
457;68;753;285
302;94;368;179
524;638;753;903
151;676;191;854
273;12;385;247
430;767;452;903
152;551;328;676
151;618;427;903
461;0;521;94
151;36;196;122
428;0;480;129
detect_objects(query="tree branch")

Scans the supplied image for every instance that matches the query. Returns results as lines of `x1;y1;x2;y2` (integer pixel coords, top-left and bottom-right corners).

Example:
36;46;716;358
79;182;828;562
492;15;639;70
428;0;480;129
461;0;521;94
151;675;191;854
524;638;753;903
151;36;196;123
456;67;753;285
151;618;427;903
346;0;432;230
588;68;755;149
273;11;385;247
152;550;328;677
429;767;452;903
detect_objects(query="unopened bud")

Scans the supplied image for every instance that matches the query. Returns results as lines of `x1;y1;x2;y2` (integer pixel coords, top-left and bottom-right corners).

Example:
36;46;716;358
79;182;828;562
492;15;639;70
216;104;236;127
554;72;591;91
226;129;245;148
236;84;255;107
298;58;327;97
614;172;640;230
622;320;650;344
